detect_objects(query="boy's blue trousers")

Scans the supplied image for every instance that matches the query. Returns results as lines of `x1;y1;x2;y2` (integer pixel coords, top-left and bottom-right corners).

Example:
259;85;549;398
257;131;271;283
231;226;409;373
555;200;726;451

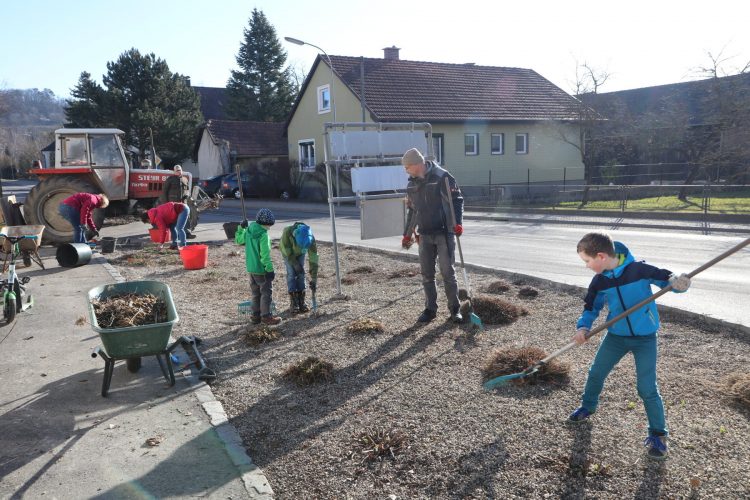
581;333;667;436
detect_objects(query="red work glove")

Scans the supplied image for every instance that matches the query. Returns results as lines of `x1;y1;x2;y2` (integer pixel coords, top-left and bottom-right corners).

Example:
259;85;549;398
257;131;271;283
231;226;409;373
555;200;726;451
454;224;463;237
401;235;413;249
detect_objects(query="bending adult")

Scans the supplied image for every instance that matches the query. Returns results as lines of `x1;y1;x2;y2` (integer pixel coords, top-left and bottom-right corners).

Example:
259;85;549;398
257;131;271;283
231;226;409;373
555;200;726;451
141;201;190;250
401;148;464;323
58;193;109;244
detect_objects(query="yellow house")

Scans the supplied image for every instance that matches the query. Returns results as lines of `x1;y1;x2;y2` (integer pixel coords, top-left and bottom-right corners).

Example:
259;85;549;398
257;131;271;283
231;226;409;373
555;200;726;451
287;47;585;199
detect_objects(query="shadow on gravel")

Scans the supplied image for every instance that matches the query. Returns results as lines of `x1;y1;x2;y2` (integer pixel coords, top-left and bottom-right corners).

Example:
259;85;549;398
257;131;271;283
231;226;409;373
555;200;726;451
232;321;454;467
634;460;666;499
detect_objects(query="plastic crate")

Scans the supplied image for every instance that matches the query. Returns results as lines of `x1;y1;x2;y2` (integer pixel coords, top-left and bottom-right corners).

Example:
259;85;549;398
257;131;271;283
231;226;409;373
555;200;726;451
238;300;253;316
87;281;179;358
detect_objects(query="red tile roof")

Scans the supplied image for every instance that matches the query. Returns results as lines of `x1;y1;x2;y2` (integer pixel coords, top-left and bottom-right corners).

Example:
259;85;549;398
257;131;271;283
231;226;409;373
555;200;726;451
204;120;287;157
326;55;580;122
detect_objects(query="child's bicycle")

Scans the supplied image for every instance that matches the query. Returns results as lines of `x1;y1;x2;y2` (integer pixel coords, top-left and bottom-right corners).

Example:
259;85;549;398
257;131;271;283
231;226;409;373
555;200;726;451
1;235;35;323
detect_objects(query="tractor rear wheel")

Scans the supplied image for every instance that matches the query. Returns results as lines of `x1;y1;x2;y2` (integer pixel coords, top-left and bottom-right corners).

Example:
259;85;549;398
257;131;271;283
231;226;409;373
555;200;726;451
24;176;105;245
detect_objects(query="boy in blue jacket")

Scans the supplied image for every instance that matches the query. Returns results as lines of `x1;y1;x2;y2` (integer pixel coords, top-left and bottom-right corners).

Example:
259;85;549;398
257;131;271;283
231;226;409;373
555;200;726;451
568;232;691;460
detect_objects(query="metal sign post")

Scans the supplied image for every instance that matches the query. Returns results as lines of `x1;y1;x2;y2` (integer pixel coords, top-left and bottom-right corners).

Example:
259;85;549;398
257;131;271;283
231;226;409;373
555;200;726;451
322;122;433;295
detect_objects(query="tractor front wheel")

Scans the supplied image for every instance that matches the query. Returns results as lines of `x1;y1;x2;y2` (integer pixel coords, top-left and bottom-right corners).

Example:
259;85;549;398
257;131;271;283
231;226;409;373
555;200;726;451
24;176;105;245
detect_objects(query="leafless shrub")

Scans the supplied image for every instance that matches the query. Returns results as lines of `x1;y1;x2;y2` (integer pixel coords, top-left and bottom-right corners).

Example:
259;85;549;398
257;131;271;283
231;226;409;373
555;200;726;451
243;326;281;346
461;295;528;325
518;286;539;299
485;281;511;294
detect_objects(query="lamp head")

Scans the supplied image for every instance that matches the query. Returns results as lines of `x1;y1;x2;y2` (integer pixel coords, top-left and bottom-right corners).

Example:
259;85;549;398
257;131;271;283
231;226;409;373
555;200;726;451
284;36;305;46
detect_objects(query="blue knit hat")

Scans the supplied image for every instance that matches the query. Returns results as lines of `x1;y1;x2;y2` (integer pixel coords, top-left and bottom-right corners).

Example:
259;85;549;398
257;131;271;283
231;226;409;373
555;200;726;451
294;224;313;249
256;208;275;226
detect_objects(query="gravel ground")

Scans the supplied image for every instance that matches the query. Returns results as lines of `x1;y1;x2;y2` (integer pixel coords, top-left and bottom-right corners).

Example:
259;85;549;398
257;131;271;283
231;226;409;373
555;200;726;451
107;238;750;499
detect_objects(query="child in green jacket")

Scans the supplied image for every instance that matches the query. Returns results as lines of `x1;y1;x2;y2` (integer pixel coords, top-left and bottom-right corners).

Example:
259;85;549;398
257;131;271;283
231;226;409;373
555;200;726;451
279;222;319;313
235;208;281;325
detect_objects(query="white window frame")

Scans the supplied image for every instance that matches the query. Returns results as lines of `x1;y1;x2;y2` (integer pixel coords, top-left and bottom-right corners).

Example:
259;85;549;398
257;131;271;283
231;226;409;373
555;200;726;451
317;84;331;114
491;133;504;155
464;133;479;156
432;134;444;164
298;139;316;172
515;133;528;154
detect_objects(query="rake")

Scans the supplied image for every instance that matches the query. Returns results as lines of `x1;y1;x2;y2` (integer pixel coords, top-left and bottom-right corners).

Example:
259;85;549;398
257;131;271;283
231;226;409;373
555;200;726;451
483;236;750;390
444;177;483;329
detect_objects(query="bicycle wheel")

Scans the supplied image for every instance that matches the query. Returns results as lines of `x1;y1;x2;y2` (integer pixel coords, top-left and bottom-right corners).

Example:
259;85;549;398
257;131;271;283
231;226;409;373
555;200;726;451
4;294;16;323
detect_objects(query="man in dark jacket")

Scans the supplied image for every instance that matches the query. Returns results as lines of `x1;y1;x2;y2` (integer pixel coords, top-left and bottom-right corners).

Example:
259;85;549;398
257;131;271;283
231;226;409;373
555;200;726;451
401;148;464;323
160;165;196;238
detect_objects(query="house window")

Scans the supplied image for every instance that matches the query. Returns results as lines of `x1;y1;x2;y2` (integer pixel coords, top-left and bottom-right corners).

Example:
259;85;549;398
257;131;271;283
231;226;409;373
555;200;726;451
464;133;479;155
515;133;529;154
317;84;331;114
491;133;504;155
298;140;315;172
432;134;444;164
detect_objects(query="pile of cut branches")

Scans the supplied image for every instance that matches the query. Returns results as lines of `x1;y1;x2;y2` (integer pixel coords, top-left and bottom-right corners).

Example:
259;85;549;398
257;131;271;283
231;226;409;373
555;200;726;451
92;293;167;328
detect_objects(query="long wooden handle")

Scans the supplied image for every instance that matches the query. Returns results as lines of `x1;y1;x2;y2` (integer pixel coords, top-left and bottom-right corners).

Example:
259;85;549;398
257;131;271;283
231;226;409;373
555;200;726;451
235;164;247;220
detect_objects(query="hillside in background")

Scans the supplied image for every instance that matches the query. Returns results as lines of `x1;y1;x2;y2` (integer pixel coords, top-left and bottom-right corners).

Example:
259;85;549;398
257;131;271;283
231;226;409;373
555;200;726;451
0;88;65;126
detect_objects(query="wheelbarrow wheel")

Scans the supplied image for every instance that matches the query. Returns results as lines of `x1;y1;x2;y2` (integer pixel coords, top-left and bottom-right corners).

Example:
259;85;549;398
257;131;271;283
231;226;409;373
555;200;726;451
126;357;142;373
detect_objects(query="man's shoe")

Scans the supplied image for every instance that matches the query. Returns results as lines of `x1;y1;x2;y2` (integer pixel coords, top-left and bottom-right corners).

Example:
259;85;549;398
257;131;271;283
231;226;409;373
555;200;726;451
644;435;668;460
417;309;437;323
568;406;593;423
261;314;282;325
186;231;197;239
451;310;463;323
251;314;261;325
168;245;178;250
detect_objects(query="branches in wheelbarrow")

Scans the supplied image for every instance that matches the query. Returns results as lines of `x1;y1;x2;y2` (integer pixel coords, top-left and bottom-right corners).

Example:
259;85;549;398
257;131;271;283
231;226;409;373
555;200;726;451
92;293;167;328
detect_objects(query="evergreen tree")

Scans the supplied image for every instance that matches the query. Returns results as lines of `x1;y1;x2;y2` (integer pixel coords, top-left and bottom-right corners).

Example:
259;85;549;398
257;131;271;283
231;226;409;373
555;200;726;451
226;8;296;122
64;49;203;163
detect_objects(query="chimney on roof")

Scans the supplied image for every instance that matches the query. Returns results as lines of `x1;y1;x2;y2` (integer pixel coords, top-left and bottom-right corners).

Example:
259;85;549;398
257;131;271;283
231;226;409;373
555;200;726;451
383;46;400;60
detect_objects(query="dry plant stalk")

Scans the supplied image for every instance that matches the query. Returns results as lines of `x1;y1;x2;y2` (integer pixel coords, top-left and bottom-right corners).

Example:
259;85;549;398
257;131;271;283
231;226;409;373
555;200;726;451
723;372;750;408
461;295;528;325
282;356;334;386
483;346;570;386
92;293;167;329
351;427;408;463
346;317;385;335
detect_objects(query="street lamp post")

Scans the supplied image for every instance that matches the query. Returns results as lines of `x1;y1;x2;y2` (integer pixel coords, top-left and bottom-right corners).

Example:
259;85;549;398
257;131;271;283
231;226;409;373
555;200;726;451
284;37;336;122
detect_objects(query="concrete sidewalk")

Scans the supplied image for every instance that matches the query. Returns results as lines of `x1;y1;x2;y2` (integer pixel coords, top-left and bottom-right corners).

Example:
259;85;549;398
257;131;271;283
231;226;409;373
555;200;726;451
0;248;272;499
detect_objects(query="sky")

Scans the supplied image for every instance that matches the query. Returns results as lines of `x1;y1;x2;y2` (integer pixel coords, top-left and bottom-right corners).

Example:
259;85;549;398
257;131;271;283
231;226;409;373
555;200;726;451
2;0;749;100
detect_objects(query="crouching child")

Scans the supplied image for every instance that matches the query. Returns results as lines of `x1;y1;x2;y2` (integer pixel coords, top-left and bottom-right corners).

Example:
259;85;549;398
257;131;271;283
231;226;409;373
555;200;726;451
280;222;319;313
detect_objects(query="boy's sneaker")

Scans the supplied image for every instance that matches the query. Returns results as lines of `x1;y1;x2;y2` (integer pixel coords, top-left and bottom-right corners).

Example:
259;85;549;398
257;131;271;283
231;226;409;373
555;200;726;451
643;435;668;460
567;406;593;423
261;314;281;325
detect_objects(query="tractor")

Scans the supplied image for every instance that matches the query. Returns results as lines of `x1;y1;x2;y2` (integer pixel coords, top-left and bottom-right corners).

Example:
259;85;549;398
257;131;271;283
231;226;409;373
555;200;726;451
26;128;220;244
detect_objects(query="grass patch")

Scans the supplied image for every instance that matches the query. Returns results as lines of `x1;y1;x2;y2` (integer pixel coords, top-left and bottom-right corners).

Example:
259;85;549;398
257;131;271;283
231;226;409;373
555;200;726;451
350;427;408;463
483;346;570;386
346;317;385;335
556;189;750;214
518;286;539;299
282;356;334;386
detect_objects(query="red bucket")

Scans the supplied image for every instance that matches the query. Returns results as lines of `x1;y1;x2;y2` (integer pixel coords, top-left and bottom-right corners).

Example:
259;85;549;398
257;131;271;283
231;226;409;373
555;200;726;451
149;228;170;243
179;244;208;270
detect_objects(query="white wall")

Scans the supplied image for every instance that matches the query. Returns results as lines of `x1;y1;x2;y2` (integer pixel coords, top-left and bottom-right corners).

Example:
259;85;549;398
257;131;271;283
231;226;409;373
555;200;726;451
196;129;224;180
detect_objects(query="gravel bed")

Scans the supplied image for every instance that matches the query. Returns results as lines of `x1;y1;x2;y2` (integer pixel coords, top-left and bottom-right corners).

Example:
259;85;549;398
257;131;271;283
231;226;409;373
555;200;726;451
107;239;750;499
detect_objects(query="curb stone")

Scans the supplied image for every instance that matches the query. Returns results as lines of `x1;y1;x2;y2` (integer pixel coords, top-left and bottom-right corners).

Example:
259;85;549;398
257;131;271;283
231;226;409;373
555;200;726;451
93;253;275;499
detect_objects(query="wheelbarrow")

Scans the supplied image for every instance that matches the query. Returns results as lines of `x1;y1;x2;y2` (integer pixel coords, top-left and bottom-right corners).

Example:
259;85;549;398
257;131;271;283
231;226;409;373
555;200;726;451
87;280;180;397
0;225;46;271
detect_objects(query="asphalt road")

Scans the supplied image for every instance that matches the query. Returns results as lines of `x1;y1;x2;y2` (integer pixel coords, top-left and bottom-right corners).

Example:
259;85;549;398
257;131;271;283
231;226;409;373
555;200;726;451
202;201;750;329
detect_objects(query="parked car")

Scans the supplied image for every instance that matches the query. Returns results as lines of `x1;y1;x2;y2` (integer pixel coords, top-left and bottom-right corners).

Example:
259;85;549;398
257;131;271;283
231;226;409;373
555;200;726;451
220;172;281;199
198;173;231;196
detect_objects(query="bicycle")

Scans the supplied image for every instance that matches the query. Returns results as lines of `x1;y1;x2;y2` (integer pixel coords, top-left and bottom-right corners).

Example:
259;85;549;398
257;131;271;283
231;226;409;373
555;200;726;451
1;235;35;324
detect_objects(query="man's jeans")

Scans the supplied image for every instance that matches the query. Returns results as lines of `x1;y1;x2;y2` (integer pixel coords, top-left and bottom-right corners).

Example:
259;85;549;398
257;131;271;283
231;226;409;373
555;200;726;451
418;232;460;313
581;333;667;436
58;203;85;243
169;205;190;247
250;273;274;316
284;255;306;292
